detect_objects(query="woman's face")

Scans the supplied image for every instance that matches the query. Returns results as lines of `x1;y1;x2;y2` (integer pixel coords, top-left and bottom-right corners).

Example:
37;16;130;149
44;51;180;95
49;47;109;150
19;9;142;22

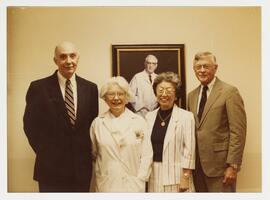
104;84;128;117
156;81;176;110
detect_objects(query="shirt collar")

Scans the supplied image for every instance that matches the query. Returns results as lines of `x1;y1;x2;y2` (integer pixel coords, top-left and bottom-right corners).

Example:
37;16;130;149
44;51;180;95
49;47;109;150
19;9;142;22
57;71;76;86
200;76;216;93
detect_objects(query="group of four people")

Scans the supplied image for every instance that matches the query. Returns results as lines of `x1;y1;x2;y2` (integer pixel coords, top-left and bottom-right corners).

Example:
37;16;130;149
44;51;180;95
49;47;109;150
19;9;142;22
23;41;246;193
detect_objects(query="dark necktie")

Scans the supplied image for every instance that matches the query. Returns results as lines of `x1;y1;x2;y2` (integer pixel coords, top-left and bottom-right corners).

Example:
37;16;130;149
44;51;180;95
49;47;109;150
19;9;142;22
65;79;76;126
198;85;208;121
149;74;152;84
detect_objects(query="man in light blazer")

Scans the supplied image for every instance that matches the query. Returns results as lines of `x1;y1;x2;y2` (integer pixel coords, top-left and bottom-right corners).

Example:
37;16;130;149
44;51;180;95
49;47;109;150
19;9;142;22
187;52;246;192
23;41;98;192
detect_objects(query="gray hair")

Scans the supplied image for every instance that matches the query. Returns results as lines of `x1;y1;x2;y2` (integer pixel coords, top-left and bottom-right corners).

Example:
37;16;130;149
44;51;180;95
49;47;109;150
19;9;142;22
153;71;182;99
100;76;133;101
144;54;158;63
193;51;217;65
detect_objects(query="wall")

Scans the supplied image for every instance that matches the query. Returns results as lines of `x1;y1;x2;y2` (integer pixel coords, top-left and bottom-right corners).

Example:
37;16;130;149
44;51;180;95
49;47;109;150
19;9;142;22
7;7;261;192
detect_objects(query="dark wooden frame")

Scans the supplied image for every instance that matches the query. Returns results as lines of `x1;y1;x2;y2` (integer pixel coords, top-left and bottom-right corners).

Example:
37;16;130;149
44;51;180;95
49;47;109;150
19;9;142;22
112;44;186;108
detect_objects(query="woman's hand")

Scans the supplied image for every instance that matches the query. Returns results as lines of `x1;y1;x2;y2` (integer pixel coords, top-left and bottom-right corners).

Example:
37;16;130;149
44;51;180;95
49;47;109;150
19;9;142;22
178;169;191;192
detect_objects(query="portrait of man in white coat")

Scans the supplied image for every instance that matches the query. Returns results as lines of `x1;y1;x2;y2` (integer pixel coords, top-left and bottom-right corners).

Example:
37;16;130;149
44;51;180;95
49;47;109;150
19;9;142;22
129;54;158;117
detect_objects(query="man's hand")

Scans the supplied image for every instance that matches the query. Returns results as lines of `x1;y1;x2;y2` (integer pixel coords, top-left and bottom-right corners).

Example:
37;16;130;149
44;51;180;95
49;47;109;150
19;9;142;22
223;166;237;186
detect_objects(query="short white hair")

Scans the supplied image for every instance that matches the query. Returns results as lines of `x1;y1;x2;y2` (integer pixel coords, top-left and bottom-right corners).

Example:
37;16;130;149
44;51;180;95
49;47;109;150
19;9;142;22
193;51;217;65
100;76;133;101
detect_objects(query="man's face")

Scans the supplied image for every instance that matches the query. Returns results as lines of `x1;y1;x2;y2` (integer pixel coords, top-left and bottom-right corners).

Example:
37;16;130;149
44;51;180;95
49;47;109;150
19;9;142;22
145;56;158;74
54;42;79;79
193;56;217;86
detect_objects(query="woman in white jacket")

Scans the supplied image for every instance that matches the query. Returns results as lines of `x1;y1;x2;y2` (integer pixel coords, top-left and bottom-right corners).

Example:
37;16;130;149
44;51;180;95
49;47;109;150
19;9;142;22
145;72;196;192
90;76;153;192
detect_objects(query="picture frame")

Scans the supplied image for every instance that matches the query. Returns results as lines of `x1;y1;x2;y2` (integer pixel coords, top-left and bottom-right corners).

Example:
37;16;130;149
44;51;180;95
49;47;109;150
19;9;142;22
112;44;186;108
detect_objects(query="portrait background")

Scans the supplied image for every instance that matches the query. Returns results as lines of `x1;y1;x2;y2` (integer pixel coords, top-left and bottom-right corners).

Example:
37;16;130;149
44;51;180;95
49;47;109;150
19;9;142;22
6;6;261;193
112;44;186;107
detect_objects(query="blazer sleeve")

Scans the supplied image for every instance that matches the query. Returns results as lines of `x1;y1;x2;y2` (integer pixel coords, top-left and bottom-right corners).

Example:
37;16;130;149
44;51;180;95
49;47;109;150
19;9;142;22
180;112;196;169
226;87;247;165
137;118;153;181
23;82;44;154
89;118;98;161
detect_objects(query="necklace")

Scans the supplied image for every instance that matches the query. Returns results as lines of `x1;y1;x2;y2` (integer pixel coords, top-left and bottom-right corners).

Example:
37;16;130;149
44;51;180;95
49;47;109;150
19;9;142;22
158;110;172;127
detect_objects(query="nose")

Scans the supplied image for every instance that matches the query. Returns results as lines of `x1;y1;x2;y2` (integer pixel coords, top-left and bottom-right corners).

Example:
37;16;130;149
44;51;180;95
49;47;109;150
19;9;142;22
113;93;120;99
160;90;168;96
66;56;72;63
197;65;206;72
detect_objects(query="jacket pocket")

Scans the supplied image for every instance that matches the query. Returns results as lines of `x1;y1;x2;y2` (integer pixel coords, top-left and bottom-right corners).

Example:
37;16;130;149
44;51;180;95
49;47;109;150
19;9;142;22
213;142;228;152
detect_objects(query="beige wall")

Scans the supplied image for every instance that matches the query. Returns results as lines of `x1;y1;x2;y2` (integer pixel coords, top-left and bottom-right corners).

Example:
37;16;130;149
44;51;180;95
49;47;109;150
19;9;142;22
7;7;261;192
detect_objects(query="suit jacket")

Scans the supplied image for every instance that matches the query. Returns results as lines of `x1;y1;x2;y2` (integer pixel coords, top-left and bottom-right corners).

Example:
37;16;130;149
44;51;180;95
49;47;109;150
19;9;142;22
23;71;98;184
187;77;247;177
145;104;195;186
90;108;153;192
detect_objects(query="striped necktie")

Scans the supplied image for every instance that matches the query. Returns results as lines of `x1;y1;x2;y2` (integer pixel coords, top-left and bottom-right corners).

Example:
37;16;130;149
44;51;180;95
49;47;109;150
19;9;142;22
65;79;76;126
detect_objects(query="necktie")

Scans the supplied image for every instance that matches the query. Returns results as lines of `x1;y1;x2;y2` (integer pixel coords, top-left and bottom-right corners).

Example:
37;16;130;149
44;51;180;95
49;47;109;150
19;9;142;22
149;74;152;84
198;85;208;121
65;79;76;126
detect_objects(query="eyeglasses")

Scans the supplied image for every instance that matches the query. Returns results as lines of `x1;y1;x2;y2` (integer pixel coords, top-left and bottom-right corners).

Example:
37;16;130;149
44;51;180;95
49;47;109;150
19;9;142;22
106;92;126;99
146;61;157;65
156;87;175;95
193;64;214;71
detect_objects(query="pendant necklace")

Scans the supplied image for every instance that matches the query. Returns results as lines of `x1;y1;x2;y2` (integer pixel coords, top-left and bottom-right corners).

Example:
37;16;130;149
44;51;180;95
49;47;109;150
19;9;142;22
158;110;172;127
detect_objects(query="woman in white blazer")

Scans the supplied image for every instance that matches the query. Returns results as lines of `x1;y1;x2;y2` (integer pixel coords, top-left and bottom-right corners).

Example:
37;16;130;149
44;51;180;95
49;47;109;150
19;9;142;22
145;72;196;192
90;76;153;192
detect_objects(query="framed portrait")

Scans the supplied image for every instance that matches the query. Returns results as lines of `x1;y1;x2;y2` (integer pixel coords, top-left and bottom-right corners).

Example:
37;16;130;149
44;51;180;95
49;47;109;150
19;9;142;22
112;44;186;108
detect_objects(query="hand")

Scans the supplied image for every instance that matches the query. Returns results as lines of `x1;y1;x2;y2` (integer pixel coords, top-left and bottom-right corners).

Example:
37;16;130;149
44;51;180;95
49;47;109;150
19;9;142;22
179;176;189;192
222;166;237;186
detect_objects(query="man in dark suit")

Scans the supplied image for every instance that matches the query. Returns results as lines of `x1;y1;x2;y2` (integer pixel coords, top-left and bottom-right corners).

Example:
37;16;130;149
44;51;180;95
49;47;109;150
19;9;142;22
23;41;98;192
187;52;247;192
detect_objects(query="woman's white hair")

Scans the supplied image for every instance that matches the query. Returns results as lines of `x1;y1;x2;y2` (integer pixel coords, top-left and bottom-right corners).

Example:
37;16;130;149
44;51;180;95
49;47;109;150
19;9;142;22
100;76;134;101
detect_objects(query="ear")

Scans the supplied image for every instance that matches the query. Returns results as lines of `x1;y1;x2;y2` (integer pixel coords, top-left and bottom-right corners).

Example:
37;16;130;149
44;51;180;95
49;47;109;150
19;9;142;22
53;57;57;65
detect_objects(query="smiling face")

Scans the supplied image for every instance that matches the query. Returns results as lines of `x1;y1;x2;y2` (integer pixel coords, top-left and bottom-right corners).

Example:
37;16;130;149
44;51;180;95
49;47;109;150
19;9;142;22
156;81;176;110
193;55;218;86
54;41;79;79
104;84;128;117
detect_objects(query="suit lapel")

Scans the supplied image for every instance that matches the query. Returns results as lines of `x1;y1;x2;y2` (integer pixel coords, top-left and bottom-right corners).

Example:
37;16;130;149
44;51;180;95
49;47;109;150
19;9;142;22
75;76;85;129
198;78;222;127
190;87;201;128
163;105;179;151
47;72;71;130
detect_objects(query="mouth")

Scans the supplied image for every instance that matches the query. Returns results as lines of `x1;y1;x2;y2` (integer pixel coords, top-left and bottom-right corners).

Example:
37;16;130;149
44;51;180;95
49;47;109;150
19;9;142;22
65;64;75;68
111;101;122;106
159;97;169;103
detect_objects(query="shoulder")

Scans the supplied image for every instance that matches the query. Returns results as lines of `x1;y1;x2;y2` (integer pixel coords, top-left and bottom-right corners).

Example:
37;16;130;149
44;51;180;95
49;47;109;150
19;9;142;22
175;106;194;119
126;108;145;122
145;108;158;120
132;71;144;79
76;75;97;88
216;78;239;94
28;73;56;88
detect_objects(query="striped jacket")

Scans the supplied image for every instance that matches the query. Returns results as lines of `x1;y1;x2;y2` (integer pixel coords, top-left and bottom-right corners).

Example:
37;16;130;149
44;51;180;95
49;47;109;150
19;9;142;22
145;104;195;185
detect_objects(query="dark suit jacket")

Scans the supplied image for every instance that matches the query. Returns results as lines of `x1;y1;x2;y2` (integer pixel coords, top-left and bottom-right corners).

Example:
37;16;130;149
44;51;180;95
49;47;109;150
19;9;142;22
187;77;246;177
23;71;98;184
